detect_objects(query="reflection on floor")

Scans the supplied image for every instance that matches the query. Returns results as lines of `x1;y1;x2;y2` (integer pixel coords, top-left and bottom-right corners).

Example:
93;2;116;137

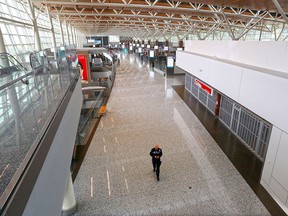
73;53;283;216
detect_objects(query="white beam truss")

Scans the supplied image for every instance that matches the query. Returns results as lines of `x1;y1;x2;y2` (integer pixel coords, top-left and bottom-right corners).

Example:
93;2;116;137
31;0;288;40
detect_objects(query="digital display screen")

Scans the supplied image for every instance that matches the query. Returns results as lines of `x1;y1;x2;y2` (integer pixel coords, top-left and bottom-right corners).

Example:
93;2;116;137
95;40;101;45
164;46;169;51
154;45;158;49
167;56;174;68
138;47;142;53
149;50;154;58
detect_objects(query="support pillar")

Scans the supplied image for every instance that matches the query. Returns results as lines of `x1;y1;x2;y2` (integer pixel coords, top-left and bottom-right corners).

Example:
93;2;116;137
75;29;78;48
27;0;41;51
66;21;71;45
0;28;9;68
58;15;65;46
47;6;56;48
71;26;75;45
61;175;77;216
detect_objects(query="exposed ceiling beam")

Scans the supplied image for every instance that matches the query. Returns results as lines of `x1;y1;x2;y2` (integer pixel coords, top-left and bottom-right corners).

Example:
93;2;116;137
34;1;286;24
271;0;288;24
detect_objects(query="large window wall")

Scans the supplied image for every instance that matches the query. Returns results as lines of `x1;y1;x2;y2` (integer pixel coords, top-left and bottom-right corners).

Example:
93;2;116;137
0;0;85;62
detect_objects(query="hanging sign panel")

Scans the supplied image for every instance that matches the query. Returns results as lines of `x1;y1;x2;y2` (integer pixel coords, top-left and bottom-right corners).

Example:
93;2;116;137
195;79;213;95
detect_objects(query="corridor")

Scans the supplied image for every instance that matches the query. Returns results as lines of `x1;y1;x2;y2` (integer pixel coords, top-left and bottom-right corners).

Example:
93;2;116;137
73;53;270;215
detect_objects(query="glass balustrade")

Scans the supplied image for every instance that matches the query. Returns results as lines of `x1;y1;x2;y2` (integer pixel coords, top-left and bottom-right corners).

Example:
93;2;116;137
0;46;80;208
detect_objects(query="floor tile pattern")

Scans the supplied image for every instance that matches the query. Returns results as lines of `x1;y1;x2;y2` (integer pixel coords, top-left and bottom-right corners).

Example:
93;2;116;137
74;54;270;216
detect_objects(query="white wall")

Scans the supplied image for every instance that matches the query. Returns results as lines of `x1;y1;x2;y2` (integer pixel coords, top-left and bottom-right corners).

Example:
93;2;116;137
176;41;288;214
184;40;288;74
176;51;288;134
261;127;288;214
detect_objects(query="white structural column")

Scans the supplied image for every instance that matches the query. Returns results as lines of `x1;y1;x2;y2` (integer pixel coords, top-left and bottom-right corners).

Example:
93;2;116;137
77;30;81;48
58;15;65;46
66;21;71;45
71;26;75;45
46;6;56;48
62;174;77;216
74;29;78;48
0;28;8;66
26;0;41;51
73;28;77;47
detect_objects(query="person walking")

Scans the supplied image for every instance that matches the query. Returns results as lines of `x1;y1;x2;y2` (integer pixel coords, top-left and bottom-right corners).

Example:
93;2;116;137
150;145;162;181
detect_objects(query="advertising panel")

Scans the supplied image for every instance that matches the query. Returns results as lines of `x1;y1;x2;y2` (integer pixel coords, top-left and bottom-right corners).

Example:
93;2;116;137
77;54;88;81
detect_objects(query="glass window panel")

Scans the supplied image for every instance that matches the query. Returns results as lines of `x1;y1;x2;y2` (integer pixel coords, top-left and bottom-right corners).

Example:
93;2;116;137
20;35;27;43
3;34;12;45
12;35;20;44
0;23;6;33
7;25;17;34
0;3;8;14
29;36;34;44
20;27;28;35
10;8;18;17
20;12;29;21
16;26;24;34
6;45;16;54
21;45;26;52
6;0;16;7
0;3;4;13
17;45;24;53
24;44;31;51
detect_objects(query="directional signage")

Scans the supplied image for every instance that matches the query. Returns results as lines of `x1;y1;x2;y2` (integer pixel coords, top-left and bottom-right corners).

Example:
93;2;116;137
195;79;213;95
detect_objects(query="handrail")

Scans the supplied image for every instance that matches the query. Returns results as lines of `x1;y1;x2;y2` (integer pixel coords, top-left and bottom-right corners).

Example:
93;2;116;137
0;47;80;215
0;52;31;91
0;71;32;92
0;72;80;215
77;89;104;134
0;52;28;72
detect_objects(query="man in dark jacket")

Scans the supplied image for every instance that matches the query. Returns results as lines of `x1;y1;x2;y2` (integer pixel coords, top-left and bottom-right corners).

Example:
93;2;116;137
150;145;162;181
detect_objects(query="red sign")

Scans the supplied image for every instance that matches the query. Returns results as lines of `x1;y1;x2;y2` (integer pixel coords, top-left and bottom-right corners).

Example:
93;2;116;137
195;79;213;95
77;54;88;81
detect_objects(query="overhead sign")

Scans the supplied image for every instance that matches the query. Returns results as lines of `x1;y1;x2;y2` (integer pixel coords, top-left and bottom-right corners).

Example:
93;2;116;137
195;79;213;95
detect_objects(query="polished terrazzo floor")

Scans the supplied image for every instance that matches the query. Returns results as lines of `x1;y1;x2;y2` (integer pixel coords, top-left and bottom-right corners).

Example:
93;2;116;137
73;53;270;215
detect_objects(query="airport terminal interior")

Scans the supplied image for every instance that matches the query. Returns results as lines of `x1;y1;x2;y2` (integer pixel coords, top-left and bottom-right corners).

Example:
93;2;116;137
0;0;288;216
72;52;284;216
